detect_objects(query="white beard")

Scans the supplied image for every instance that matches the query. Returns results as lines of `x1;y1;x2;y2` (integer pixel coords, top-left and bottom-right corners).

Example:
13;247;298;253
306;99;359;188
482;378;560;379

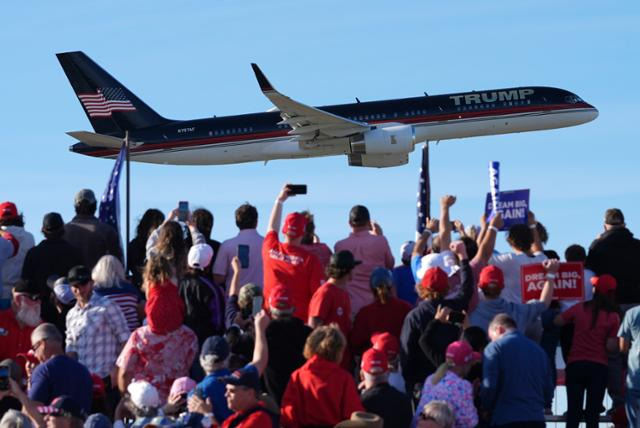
16;305;41;327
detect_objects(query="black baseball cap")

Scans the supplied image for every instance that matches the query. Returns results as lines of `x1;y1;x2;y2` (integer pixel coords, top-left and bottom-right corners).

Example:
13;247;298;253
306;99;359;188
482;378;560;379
329;250;362;271
13;278;39;295
68;266;91;287
42;212;64;232
219;366;260;390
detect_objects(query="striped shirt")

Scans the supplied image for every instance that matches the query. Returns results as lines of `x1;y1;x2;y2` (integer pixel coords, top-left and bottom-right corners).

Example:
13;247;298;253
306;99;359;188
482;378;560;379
94;282;142;331
65;293;131;378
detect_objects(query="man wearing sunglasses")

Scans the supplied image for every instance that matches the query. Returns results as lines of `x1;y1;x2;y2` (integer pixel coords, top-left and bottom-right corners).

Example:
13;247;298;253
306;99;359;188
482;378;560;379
27;323;92;413
0;278;42;360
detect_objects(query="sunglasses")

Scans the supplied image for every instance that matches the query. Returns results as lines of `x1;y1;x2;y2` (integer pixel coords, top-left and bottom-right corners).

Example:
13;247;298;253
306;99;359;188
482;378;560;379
419;413;436;422
70;281;90;288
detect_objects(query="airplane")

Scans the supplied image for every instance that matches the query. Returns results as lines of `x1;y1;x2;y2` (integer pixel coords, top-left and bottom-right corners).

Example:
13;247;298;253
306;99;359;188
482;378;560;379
57;51;598;168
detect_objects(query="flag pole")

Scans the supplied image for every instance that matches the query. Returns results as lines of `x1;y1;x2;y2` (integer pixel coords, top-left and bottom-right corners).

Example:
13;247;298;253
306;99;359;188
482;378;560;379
424;142;430;219
125;130;130;273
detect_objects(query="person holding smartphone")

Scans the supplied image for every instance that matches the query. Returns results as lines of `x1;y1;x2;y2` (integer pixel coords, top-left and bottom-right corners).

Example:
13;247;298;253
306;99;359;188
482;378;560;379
262;184;324;323
213;203;264;292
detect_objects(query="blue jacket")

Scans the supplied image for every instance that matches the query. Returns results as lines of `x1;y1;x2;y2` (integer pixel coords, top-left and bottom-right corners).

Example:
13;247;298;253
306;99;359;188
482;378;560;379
481;330;552;425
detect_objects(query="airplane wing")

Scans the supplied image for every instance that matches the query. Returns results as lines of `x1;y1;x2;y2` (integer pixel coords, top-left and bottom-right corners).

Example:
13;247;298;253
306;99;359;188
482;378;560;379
251;64;370;141
67;131;142;148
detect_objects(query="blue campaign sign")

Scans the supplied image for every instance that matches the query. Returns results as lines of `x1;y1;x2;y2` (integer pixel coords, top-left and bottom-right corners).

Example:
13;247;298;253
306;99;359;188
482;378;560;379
484;189;530;230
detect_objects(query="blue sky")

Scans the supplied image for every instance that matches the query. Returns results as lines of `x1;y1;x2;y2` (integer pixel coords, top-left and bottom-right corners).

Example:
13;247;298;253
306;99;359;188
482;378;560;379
2;1;639;260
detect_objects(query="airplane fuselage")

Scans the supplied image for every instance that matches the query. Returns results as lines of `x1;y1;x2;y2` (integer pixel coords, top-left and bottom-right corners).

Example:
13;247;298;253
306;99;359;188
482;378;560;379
71;86;597;165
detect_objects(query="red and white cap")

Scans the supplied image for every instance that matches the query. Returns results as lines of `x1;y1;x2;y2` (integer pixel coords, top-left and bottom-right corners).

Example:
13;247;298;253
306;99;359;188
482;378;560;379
361;348;388;375
371;332;400;360
282;212;307;239
0;202;18;220
445;340;481;367
269;285;294;313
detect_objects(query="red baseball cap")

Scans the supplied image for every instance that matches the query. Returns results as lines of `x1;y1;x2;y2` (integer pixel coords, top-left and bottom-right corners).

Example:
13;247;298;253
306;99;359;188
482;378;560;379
361;348;388;375
420;267;448;294
269;285;294;313
0;202;17;220
479;265;504;290
591;274;617;294
282;212;307;239
371;332;399;359
446;340;481;367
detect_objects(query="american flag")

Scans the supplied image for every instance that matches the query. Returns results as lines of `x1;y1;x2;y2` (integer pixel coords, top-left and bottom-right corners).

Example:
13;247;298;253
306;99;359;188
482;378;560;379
77;87;136;118
416;143;430;237
99;143;125;234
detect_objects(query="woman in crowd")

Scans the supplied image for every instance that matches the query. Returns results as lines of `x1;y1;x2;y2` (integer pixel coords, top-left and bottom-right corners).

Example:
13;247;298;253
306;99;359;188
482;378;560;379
92;255;143;331
299;211;332;269
350;267;412;356
280;325;363;427
413;340;479;428
127;209;164;288
417;401;455;428
554;274;621;428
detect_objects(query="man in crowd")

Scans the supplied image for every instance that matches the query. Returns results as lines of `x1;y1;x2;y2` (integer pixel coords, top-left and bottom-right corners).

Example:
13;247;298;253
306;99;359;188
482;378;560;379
481;313;552;427
618;305;640;426
469;260;556;333
193;335;233;423
64;189;122;269
262;184;324;322
0;228;19;307
213;203;264;290
265;285;312;404
359;347;412;428
587;208;640;308
22;213;83;325
335;205;394;317
392;240;417;306
0;201;34;294
0;279;41;360
28;323;93;412
65;266;130;387
489;211;546;304
192;208;221;269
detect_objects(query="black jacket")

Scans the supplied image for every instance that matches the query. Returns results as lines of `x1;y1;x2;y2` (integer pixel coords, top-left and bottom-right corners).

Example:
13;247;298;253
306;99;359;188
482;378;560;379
400;260;473;388
586;227;640;304
361;382;412;428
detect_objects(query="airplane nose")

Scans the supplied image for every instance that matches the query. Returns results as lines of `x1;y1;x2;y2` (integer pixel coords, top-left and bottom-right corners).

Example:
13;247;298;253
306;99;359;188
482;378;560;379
586;106;599;122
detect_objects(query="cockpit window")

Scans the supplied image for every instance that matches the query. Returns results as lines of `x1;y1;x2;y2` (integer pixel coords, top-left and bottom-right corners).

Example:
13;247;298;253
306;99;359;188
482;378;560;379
564;95;583;104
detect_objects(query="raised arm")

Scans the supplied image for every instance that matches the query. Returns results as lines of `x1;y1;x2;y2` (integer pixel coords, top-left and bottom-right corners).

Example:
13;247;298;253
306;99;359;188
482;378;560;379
439;195;456;251
474;213;503;265
540;259;558;308
450;240;472;307
412;218;439;257
476;213;488;245
267;184;291;233
251;310;271;375
528;211;544;254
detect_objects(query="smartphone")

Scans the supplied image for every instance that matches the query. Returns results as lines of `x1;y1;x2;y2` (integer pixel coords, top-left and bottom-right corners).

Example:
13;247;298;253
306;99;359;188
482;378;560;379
252;296;263;317
287;184;307;195
237;244;250;269
177;201;189;222
0;365;9;391
448;311;465;325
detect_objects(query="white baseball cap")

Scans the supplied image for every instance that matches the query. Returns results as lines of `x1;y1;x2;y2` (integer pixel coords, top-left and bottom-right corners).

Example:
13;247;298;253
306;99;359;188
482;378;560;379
188;243;214;270
127;380;160;409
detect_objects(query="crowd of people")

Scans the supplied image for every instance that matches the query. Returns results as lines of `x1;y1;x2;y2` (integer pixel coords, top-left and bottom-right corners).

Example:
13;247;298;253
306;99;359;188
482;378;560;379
0;184;639;428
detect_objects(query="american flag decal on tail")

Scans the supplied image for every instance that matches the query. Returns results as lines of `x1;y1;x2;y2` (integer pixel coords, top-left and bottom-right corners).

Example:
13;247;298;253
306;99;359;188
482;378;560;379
77;87;136;117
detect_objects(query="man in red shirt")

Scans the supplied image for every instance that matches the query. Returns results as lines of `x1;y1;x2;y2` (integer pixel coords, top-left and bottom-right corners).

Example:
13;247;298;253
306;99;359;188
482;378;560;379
262;184;324;322
0;278;42;360
219;365;278;427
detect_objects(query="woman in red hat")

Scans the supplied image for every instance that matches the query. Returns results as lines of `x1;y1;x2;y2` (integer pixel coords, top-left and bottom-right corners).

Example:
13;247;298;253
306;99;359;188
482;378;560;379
554;274;620;428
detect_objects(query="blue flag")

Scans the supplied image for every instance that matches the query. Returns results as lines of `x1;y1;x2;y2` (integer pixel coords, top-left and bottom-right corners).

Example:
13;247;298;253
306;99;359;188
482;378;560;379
99;143;125;233
416;144;430;236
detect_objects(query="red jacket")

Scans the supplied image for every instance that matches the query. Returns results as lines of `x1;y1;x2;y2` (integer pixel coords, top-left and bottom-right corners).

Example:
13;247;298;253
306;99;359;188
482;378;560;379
280;355;363;427
350;297;411;355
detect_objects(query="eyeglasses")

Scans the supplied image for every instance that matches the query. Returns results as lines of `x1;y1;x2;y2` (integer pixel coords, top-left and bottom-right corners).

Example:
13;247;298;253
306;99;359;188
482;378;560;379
32;339;47;352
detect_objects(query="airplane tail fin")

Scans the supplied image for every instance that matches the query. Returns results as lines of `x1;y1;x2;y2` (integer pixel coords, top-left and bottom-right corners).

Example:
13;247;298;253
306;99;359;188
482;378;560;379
56;51;170;135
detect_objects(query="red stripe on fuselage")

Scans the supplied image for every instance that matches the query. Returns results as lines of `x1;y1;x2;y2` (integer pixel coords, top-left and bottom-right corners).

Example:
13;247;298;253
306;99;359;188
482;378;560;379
84;102;590;158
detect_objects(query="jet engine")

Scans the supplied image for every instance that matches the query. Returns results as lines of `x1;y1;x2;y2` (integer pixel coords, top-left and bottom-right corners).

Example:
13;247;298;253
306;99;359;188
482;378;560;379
349;124;415;155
